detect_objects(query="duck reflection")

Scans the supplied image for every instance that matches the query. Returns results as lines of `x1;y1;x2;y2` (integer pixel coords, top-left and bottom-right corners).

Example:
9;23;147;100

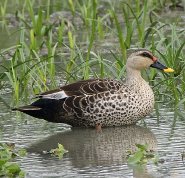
28;125;157;167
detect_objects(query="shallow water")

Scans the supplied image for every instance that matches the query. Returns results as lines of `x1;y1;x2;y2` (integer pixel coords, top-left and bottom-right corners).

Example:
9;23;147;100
0;1;185;177
1;96;185;178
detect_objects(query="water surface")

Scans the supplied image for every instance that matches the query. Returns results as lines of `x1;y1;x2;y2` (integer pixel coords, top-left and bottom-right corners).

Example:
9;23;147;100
1;97;185;177
0;1;185;177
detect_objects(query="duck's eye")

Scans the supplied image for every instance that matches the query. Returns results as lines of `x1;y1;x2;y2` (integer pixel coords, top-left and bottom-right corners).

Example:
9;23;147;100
140;52;153;59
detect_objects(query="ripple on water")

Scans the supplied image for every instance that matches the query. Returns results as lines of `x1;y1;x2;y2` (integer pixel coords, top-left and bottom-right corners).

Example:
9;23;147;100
1;99;185;178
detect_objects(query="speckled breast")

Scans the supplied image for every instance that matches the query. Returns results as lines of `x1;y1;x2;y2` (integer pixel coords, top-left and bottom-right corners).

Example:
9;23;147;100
80;84;155;127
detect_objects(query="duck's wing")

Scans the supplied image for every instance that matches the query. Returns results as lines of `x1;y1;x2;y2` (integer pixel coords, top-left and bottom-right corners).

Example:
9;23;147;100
37;79;122;100
14;79;124;125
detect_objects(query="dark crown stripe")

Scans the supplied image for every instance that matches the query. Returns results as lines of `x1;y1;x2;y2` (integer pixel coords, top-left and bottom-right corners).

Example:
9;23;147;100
140;52;153;59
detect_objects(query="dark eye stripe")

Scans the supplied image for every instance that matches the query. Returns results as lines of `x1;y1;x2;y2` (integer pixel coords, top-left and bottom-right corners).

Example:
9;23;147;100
140;52;153;59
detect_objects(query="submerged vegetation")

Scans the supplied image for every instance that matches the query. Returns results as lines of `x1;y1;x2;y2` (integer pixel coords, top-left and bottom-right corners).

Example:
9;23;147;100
0;0;184;106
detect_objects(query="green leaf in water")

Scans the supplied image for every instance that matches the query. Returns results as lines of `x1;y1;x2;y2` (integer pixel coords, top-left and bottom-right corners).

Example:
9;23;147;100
50;143;68;159
2;162;21;175
128;151;144;164
0;142;26;177
127;143;159;166
19;170;26;178
135;143;148;151
18;148;27;157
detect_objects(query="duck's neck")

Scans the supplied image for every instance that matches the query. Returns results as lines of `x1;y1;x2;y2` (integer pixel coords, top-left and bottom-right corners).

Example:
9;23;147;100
126;68;144;85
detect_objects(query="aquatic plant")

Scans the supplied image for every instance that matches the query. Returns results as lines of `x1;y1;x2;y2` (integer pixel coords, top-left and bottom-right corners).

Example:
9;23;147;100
0;0;184;110
49;143;68;159
0;143;26;177
127;144;159;165
0;0;7;26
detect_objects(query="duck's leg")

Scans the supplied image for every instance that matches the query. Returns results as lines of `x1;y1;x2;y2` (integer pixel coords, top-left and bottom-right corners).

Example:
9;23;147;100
95;123;102;132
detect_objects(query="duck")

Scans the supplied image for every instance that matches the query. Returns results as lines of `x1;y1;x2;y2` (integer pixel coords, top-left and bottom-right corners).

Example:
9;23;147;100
13;49;174;127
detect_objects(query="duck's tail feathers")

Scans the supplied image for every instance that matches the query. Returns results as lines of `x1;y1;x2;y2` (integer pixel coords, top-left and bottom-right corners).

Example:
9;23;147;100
12;105;45;120
12;99;62;122
12;105;42;111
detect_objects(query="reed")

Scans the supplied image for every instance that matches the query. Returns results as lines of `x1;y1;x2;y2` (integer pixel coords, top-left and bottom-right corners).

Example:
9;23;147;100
0;0;7;26
0;0;184;109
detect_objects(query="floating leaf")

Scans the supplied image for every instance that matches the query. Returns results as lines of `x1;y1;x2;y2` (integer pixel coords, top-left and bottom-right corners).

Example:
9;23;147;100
0;143;26;177
135;144;148;151
19;170;26;178
49;143;68;159
2;162;21;175
128;151;144;164
18;148;27;157
127;143;158;166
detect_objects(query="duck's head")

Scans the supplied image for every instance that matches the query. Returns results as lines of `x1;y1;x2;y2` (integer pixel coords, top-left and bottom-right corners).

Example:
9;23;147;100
126;49;174;73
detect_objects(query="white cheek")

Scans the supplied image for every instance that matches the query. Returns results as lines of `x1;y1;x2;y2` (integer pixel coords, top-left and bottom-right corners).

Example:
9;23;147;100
133;60;144;69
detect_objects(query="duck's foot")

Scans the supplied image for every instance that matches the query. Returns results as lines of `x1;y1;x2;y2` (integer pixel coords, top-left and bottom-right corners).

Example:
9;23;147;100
95;123;102;132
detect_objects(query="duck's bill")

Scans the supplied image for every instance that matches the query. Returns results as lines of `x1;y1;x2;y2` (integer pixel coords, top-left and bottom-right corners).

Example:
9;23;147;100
150;61;174;73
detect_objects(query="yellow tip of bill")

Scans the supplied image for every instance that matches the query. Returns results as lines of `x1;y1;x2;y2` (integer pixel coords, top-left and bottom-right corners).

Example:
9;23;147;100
163;68;174;73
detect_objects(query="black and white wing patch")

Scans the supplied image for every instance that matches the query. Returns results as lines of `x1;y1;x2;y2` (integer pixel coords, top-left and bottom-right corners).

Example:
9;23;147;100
37;90;69;100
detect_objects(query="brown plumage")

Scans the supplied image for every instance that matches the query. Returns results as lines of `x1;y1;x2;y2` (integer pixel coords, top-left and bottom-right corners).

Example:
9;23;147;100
13;49;174;127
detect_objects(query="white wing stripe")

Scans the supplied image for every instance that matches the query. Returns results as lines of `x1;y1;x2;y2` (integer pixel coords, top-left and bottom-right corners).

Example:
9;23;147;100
41;90;68;100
